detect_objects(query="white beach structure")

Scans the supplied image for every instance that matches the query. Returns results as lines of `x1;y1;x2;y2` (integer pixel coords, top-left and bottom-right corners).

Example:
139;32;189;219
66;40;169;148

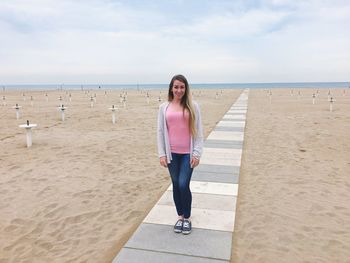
109;105;117;124
329;97;335;112
59;105;67;121
13;104;22;119
58;96;63;107
19;120;37;147
90;96;94;107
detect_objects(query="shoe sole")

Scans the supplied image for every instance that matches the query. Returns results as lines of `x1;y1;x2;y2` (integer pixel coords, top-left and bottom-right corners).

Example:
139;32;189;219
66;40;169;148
182;230;191;235
174;229;182;233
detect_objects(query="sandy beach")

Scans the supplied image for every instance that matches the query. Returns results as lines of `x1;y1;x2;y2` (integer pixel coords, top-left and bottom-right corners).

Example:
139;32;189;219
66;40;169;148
232;88;350;263
1;88;349;263
0;88;241;263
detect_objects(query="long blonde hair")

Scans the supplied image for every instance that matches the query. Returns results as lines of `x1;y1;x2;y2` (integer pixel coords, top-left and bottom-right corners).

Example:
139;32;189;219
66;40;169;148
168;74;197;137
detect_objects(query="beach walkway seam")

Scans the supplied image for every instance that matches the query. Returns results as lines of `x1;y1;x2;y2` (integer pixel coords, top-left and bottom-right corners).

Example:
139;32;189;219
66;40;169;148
112;89;249;262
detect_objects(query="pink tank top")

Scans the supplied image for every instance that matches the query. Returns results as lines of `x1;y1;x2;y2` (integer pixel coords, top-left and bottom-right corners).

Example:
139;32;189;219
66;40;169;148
166;108;191;154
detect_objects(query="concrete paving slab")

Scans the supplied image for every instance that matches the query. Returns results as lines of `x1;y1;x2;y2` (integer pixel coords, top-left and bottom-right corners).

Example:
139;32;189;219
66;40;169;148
223;115;246;120
201;152;242;161
124;223;233;260
213;126;244;132
216;121;245;127
114;248;229;263
203;147;243;157
204;139;243;146
207;131;244;141
166;181;238;196
195;164;240;174
191;181;238;196
144;205;235;232
192;170;239;184
200;156;241;166
221;118;245;122
229;109;247;112
226;112;247;115
157;191;237;211
204;140;243;149
200;155;242;164
230;106;247;109
203;147;243;153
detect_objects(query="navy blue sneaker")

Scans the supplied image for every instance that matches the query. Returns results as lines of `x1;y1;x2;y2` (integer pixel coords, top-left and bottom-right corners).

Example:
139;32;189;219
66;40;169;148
174;219;183;233
182;219;192;235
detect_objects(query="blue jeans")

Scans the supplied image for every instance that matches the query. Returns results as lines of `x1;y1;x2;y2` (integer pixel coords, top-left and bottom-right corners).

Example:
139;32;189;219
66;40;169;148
167;153;194;219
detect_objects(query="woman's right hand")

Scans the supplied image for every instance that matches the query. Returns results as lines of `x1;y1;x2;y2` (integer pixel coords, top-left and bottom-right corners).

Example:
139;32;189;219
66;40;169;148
159;156;168;168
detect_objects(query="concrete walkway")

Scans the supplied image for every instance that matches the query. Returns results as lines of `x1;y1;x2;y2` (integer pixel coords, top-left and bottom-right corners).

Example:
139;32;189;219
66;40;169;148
113;89;249;262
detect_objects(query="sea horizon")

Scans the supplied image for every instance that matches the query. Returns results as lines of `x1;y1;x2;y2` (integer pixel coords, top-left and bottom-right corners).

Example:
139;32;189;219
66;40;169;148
1;81;350;91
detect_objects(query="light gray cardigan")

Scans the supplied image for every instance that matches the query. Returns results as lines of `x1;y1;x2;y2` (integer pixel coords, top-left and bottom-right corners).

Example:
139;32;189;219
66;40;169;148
157;101;203;163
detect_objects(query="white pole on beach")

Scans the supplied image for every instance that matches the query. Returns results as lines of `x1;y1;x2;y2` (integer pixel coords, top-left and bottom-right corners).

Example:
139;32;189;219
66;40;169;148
2;96;5;106
13;104;22;119
146;94;150;104
110;105;117;124
45;93;49;102
120;94;123;103
327;90;331;101
69;93;72;102
23;93;26;101
58;96;63;107
269;90;272;104
123;95;127;108
158;95;162;104
90;96;94;107
312;94;316;105
329;97;335;112
290;89;293;96
215;92;218;99
19;120;37;148
59;105;66;121
30;96;34;106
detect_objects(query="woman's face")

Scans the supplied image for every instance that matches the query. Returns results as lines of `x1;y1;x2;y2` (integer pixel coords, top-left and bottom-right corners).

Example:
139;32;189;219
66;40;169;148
172;80;186;101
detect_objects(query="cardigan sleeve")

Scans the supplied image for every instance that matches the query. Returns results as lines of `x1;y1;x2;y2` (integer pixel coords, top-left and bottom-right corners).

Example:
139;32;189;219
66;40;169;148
157;104;167;158
192;101;203;159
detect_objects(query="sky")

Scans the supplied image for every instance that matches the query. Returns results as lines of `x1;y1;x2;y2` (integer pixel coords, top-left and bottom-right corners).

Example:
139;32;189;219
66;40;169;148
0;0;349;84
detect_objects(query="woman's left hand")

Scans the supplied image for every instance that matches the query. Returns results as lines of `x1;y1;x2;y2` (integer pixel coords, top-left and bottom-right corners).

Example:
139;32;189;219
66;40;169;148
190;157;200;168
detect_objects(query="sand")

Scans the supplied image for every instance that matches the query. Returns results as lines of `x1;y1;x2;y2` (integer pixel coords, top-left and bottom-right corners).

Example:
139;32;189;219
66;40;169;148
0;88;241;263
1;87;349;263
232;88;350;263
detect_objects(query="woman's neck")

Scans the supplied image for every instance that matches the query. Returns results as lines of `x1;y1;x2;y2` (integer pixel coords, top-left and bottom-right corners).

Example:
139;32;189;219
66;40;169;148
171;98;182;105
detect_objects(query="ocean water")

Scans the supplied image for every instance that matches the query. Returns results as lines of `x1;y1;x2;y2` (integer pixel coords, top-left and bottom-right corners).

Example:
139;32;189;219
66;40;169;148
2;82;350;91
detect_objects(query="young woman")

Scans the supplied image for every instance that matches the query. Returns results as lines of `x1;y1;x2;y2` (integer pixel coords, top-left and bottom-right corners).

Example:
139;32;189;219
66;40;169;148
157;74;203;234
